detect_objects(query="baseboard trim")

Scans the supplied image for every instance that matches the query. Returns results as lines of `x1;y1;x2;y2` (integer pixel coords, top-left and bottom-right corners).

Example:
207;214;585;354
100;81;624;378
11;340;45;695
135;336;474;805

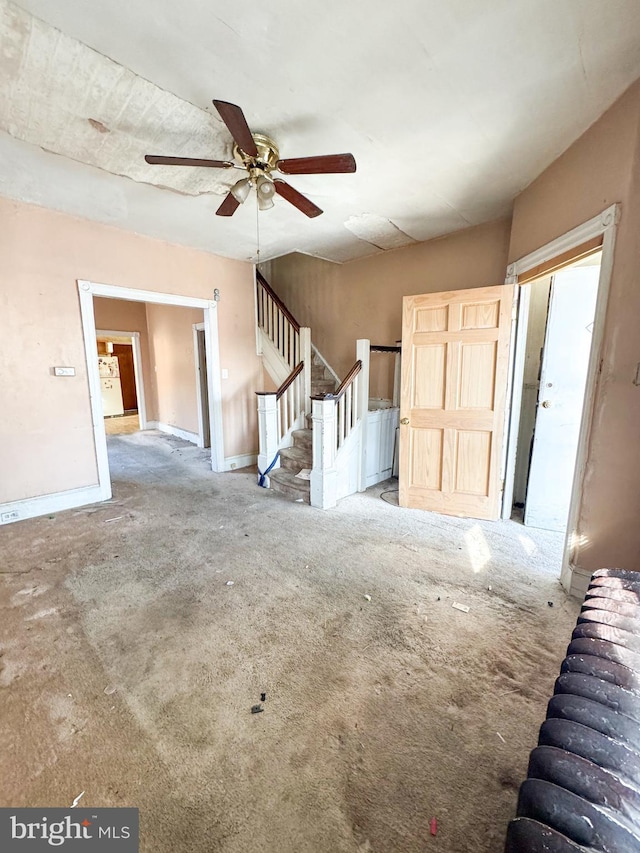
149;421;199;445
224;453;257;471
0;483;110;526
568;565;592;600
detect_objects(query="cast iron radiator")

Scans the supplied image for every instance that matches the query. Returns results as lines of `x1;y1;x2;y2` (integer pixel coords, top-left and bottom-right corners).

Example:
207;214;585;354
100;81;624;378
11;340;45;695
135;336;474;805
505;568;640;852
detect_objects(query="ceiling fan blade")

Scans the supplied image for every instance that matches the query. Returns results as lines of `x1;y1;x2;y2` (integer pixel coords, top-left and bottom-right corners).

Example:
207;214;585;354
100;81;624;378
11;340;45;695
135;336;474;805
212;100;258;158
274;180;323;218
216;192;241;217
145;155;233;168
276;153;356;175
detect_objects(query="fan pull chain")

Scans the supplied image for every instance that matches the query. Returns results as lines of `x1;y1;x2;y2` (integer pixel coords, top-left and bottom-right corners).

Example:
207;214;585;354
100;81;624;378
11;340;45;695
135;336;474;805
255;189;260;265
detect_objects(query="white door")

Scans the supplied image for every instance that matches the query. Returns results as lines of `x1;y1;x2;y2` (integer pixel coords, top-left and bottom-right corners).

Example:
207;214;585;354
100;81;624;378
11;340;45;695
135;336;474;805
524;265;600;531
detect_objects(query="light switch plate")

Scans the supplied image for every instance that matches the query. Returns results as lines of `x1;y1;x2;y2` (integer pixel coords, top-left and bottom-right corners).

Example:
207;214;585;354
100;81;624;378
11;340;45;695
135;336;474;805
54;366;76;376
221;368;229;379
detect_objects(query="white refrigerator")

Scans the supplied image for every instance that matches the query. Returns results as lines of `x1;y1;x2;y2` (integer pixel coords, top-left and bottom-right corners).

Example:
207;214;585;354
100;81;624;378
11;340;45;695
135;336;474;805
98;356;124;417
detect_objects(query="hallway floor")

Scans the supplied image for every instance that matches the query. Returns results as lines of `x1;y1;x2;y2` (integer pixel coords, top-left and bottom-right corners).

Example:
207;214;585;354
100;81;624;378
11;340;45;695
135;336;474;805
104;413;140;435
0;430;580;852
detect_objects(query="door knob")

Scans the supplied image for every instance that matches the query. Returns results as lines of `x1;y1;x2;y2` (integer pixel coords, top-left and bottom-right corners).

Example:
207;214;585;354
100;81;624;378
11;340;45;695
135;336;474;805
400;417;410;425
541;400;552;408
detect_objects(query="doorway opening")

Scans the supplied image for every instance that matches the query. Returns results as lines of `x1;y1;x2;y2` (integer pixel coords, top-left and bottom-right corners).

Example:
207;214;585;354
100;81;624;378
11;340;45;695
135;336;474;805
510;251;602;532
96;330;147;437
78;280;225;504
502;203;619;594
94;298;208;469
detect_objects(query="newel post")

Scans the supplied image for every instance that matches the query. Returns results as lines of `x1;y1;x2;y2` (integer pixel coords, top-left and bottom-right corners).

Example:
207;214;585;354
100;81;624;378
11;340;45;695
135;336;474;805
300;327;312;414
310;397;337;509
256;392;280;486
356;339;370;492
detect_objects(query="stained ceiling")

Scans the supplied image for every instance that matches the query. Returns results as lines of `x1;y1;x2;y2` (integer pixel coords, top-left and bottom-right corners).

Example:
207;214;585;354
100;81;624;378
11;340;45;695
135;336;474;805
2;0;640;262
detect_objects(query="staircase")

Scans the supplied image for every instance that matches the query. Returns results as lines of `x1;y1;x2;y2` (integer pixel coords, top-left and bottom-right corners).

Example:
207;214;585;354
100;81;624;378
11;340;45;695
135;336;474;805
268;352;336;502
256;270;395;510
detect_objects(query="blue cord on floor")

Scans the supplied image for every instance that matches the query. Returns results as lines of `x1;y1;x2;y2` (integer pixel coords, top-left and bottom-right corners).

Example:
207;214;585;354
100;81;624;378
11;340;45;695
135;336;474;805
257;451;280;488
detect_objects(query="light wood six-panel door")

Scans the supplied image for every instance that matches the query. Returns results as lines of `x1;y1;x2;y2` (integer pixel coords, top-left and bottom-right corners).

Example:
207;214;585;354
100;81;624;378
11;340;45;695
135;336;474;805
399;285;514;520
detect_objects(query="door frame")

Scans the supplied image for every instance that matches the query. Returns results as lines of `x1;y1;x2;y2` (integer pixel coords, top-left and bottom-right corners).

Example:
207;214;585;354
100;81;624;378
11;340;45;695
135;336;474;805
501;204;619;594
78;280;225;503
193;322;210;449
95;329;148;430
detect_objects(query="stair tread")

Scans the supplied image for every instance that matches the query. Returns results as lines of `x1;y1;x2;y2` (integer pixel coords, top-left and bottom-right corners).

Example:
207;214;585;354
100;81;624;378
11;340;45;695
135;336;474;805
269;468;311;503
280;446;311;465
291;429;312;453
271;468;310;487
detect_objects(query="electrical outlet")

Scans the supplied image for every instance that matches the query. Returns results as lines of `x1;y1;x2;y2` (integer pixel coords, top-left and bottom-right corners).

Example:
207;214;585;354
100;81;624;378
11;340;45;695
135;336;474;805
1;510;19;523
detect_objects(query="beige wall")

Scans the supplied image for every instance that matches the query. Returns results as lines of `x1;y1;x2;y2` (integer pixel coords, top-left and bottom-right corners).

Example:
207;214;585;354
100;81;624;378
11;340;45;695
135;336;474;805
510;78;640;573
216;275;266;459
146;303;202;435
93;297;157;421
0;197;260;504
267;77;640;576
266;217;511;397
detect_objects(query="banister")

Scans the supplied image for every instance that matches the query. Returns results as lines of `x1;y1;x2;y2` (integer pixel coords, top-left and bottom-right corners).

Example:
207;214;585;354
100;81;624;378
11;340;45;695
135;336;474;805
256;270;300;332
314;360;362;401
276;361;304;400
255;362;304;400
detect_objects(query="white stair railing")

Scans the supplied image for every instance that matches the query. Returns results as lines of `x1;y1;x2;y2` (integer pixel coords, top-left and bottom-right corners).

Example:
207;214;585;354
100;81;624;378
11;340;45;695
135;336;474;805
310;339;370;508
256;270;299;371
256;270;311;409
256;362;307;487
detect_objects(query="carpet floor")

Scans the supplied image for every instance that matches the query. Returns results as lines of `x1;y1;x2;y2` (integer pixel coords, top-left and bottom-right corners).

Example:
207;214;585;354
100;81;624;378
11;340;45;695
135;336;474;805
0;429;580;852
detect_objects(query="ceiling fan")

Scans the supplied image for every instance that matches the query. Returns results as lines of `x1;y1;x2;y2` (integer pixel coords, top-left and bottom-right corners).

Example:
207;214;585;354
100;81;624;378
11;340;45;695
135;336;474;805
145;100;356;218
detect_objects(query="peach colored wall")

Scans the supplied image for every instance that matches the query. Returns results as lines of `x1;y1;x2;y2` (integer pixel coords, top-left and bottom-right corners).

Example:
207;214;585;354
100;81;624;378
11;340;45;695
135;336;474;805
0;197;260;504
266;218;511;397
145;303;202;435
0;257;99;502
216;274;266;458
508;79;640;262
510;79;640;573
93;297;157;421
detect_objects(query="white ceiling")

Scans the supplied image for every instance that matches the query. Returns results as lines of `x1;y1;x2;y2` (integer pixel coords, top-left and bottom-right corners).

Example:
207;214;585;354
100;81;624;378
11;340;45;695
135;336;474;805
2;0;640;263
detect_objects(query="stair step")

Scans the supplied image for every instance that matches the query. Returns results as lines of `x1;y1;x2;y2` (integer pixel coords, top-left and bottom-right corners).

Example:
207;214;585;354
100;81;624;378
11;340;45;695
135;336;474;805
311;366;327;379
292;428;312;451
280;445;312;472
269;468;310;503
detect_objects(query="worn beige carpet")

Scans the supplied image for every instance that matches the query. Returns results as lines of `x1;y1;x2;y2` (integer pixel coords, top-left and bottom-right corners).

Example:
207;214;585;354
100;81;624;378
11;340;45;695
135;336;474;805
0;430;580;852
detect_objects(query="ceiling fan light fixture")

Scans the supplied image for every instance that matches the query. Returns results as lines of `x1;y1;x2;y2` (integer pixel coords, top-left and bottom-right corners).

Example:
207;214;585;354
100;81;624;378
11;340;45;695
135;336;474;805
257;193;275;211
256;175;276;199
230;177;251;203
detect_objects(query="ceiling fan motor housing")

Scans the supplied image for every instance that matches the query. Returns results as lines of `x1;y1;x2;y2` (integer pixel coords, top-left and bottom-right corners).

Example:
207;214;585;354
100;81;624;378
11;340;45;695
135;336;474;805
234;133;280;175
